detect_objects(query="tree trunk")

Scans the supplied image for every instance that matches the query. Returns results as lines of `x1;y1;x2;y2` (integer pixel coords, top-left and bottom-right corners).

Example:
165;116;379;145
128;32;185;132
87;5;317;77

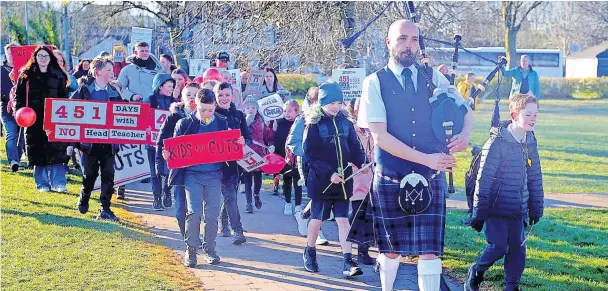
340;1;358;67
505;29;518;69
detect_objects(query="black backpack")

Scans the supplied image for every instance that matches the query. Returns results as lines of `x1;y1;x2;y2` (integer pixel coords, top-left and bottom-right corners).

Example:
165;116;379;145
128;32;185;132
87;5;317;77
464;146;482;212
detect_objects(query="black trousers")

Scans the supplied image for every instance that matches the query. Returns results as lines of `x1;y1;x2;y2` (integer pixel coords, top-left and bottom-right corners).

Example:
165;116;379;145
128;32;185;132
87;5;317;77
81;151;115;210
283;172;302;205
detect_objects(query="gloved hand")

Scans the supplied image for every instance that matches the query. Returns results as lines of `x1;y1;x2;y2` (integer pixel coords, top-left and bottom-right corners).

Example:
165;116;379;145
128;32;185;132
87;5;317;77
268;145;275;153
529;216;540;226
471;218;485;232
66;146;74;156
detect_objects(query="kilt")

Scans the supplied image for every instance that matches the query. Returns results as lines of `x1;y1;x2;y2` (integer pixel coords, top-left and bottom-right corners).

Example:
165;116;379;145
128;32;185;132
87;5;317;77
348;166;446;256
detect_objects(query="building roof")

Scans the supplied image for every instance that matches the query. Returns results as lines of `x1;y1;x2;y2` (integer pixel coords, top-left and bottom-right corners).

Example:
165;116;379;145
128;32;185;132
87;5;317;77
567;42;608;59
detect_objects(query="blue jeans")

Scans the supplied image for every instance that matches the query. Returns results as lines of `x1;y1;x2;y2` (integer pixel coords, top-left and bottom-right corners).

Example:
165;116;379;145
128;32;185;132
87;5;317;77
184;170;223;251
174;186;186;238
243;171;262;205
475;216;527;289
34;164;67;190
220;171;243;231
0;106;25;164
147;147;170;199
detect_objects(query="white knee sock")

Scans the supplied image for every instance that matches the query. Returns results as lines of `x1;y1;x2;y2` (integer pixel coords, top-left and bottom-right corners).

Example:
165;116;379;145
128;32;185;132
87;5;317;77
378;253;400;291
417;258;442;291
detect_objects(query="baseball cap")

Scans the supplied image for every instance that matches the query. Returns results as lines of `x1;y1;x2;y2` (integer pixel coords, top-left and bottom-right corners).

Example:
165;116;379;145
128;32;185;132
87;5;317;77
217;52;230;61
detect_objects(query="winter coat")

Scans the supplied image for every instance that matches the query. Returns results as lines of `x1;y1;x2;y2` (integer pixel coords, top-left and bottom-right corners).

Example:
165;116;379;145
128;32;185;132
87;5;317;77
502;66;541;100
248;113;274;158
273;117;296;176
167;112;229;187
116;54;163;103
473;121;544;221
1;61;14;110
70;78;122;156
72;69;87;80
303;108;365;200
14;67;70;166
215;103;253;176
155;102;189;176
350;124;374;201
286;115;306;157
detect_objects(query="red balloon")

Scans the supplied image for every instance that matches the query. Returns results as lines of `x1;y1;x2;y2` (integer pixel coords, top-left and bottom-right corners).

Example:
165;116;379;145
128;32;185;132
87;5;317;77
261;153;286;175
15;107;37;128
192;76;204;85
202;68;222;83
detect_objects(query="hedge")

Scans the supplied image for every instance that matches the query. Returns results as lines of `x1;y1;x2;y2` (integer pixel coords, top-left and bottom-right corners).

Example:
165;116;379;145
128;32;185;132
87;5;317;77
278;73;608;100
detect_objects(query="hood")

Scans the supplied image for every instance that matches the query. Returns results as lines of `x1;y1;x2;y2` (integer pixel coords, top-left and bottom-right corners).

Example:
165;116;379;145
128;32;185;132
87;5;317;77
126;53;163;71
305;104;348;125
490;120;535;144
152;73;174;93
169;101;189;117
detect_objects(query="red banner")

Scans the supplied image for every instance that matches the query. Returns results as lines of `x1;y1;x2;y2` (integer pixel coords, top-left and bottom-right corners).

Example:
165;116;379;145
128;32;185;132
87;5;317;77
149;108;170;145
163;129;244;169
44;98;152;144
10;45;56;76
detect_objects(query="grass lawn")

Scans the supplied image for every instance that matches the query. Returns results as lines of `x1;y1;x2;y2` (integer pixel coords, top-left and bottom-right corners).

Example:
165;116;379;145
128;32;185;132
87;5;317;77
443;209;608;291
453;99;608;194
0;145;201;290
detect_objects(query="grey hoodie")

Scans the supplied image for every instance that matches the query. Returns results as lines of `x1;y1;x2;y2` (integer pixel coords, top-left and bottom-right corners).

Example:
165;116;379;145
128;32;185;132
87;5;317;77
117;54;163;103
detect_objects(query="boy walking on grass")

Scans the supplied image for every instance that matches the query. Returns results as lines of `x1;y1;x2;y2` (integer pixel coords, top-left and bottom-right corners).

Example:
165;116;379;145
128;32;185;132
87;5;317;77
465;93;544;291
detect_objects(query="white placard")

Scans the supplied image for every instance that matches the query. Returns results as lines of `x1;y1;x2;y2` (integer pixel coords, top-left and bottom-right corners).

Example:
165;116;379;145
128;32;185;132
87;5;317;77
237;145;268;172
332;68;366;103
257;94;285;122
76;144;151;193
131;27;153;47
189;59;211;77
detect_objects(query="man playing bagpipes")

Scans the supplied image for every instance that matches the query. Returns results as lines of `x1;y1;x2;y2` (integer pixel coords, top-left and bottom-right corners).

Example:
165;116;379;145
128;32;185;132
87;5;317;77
348;19;474;291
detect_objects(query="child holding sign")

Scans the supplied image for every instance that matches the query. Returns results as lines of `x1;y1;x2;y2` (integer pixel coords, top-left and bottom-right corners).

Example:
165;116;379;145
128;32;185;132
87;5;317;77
156;82;200;238
302;82;366;277
70;57;122;221
164;89;245;267
242;96;274;213
149;73;176;211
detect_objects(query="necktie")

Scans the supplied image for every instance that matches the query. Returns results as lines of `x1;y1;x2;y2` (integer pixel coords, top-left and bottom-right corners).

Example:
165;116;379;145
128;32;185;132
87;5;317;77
402;68;415;93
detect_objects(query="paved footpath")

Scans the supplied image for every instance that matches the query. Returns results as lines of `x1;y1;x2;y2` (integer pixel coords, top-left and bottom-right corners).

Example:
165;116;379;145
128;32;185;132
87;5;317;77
123;182;464;291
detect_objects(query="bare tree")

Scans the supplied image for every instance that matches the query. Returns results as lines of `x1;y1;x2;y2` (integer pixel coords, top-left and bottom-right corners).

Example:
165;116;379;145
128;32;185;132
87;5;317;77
501;1;544;68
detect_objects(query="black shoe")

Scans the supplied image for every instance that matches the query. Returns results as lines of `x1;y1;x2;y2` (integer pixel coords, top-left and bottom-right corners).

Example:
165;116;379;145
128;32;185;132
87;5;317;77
464;264;484;291
232;228;246;245
116;186;125;200
96;208;119;222
11;162;19;173
357;251;375;265
303;246;319;272
254;194;262;209
245;203;254;213
343;253;363;277
184;247;197;267
163;193;172;208
219;226;232;237
203;250;220;265
77;192;91;214
153;198;165;211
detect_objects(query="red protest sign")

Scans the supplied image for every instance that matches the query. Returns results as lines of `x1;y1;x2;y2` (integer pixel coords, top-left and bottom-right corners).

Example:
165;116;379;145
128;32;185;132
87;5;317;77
43;98;152;144
149;108;170;145
10;45;56;76
163;129;244;169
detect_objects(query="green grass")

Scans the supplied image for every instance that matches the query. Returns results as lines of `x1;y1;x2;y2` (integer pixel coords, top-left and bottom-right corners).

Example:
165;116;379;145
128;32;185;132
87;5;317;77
444;209;608;291
0;145;201;290
453;99;608;194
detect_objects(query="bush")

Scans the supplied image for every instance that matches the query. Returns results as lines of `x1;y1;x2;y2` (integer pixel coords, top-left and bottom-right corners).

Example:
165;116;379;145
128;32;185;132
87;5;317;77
277;74;318;96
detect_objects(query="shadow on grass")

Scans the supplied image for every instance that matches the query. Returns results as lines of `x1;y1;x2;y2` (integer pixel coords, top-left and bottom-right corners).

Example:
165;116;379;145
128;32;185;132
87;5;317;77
541;146;608;159
543;172;608;181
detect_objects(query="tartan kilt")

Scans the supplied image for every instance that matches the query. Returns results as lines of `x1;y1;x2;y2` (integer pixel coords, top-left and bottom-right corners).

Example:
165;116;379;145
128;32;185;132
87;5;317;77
348;166;447;256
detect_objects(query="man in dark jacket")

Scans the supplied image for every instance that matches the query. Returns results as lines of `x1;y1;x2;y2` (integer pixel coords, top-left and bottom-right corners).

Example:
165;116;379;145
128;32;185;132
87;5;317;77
465;94;544;291
0;43;24;172
214;82;252;245
70;57;122;221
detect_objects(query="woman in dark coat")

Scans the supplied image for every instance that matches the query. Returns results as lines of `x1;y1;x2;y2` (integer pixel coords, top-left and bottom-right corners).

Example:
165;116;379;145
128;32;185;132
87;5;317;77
14;46;70;192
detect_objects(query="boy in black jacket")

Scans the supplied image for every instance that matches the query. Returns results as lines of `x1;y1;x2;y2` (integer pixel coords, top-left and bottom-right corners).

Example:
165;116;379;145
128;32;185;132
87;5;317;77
302;82;366;277
465;94;544;291
71;57;122;221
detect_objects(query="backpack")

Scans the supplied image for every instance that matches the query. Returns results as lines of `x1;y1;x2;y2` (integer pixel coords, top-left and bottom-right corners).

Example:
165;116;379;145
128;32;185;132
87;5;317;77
464;146;482;212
